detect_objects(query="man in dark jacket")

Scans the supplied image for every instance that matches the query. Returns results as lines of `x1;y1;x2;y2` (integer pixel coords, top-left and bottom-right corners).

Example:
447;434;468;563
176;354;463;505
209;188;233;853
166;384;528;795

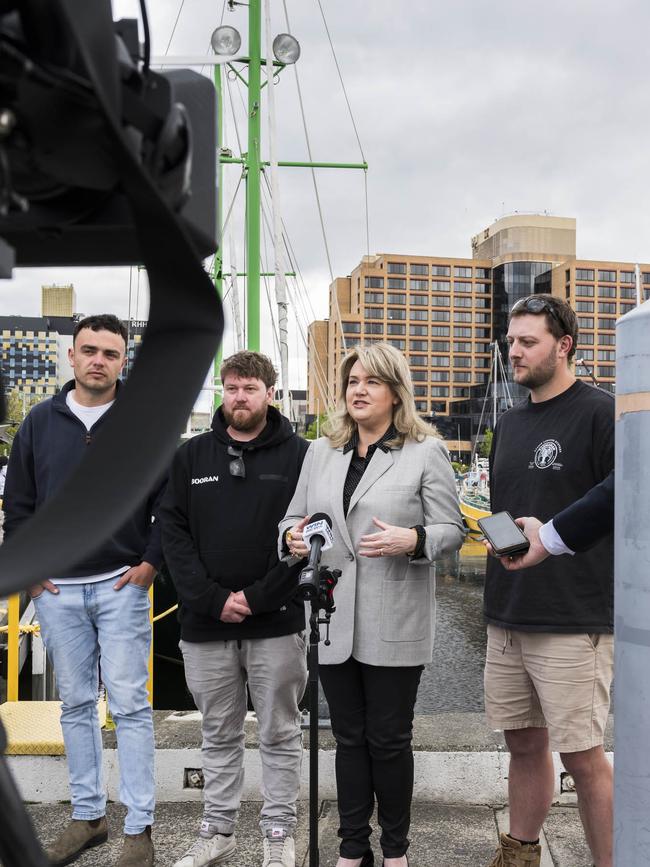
3;314;163;867
161;351;309;867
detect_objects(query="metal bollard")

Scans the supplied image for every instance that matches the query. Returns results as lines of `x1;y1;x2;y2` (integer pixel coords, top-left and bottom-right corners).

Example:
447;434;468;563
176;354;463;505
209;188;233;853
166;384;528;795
6;594;19;701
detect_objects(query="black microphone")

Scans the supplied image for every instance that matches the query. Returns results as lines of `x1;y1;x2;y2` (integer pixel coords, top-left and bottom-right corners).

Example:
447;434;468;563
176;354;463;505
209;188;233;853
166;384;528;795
297;512;333;600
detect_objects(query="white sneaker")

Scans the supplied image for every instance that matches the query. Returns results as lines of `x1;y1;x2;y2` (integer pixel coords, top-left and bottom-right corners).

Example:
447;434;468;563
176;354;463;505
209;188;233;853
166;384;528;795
173;832;236;867
262;830;295;867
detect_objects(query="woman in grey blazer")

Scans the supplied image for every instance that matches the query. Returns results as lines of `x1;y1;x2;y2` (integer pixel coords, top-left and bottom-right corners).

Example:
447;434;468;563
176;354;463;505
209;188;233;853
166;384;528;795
281;343;464;867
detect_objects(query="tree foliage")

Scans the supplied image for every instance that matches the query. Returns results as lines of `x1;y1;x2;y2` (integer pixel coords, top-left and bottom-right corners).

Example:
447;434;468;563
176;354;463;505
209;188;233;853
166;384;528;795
478;428;493;459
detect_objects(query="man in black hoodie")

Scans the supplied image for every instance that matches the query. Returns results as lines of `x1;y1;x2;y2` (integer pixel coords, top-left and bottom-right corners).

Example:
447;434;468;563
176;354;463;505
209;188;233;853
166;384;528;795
162;351;309;867
4;314;163;867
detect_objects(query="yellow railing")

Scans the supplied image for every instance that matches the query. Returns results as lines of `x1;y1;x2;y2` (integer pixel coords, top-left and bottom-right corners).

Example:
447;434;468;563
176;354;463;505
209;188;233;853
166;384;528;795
3;588;179;706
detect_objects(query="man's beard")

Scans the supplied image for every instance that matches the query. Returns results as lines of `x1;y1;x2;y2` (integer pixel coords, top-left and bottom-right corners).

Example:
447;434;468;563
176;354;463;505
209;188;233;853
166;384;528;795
515;346;558;391
223;404;268;432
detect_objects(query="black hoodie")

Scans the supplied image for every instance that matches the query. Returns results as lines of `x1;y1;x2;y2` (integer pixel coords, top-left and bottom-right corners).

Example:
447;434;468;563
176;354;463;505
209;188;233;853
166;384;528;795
160;405;309;641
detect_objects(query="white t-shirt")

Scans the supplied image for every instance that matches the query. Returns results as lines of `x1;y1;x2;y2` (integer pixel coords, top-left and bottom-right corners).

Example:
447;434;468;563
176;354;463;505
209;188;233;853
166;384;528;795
52;391;129;585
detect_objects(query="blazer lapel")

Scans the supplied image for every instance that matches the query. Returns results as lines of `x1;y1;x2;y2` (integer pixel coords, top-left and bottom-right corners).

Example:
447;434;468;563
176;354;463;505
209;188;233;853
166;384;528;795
331;448;355;553
347;447;394;516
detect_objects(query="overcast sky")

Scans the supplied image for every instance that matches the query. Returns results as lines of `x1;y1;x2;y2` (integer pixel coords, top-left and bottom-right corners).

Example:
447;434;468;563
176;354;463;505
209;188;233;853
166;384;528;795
4;0;650;389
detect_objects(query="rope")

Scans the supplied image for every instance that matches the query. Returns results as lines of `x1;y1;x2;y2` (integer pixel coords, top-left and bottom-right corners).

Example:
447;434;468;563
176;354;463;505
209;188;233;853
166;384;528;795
163;0;186;57
152;604;178;623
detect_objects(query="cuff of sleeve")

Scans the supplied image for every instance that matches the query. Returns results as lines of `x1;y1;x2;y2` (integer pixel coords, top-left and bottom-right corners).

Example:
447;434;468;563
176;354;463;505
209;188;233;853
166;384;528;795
409;525;426;560
539;520;575;557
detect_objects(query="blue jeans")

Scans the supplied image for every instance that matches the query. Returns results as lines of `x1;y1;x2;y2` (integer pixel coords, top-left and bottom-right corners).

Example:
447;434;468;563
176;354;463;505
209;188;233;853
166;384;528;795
34;580;155;834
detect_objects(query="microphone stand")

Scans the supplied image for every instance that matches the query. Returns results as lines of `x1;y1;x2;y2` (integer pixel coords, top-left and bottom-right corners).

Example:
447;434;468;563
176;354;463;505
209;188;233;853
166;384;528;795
300;563;339;867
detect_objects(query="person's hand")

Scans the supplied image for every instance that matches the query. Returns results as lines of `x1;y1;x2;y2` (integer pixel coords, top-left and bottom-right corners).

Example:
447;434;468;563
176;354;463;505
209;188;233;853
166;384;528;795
220;591;251;623
484;516;550;570
29;579;59;599
358;517;418;558
113;561;156;591
231;590;252;616
286;516;310;558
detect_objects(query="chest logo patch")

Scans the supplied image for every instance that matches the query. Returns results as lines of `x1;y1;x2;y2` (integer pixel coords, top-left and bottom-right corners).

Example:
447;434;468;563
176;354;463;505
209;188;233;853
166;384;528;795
191;475;219;485
533;439;561;469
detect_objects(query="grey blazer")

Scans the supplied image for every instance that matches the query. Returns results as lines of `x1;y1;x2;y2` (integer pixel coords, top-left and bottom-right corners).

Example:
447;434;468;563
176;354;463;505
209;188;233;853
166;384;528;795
279;435;465;666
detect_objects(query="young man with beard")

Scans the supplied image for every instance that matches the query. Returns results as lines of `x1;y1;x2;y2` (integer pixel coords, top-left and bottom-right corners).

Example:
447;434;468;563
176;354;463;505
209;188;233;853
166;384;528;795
484;295;614;867
3;314;163;867
161;351;309;867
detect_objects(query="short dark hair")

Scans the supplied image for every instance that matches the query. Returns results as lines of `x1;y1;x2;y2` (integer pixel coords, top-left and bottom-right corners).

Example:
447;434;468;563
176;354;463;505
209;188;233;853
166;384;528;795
509;293;578;360
73;314;128;347
220;351;277;388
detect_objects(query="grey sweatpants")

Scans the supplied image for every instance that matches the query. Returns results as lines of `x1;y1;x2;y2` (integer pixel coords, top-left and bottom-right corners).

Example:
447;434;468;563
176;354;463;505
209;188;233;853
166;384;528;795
180;633;308;835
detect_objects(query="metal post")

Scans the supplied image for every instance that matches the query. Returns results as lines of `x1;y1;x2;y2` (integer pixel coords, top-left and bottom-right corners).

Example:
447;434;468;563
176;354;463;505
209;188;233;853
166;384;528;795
245;0;262;351
614;299;650;863
6;594;19;701
213;63;224;409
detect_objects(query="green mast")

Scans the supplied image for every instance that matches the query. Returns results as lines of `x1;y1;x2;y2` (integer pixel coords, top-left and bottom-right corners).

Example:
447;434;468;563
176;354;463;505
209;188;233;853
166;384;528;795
245;0;262;352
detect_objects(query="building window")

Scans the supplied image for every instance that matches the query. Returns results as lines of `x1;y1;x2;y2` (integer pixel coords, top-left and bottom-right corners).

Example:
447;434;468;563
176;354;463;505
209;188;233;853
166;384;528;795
576;284;594;297
387;338;406;350
365;276;384;288
453;387;469;397
474;312;490;323
430;371;449;382
365;323;383;334
410;279;428;292
453;342;471;353
387;278;406;290
454;296;472;308
598;333;616;345
575;301;594;312
454;282;472;293
598;285;616;298
619;271;635;283
643;273;650;285
597;365;614;378
576;268;594;281
410;264;428;276
620;286;636;299
598;302;616;314
474;282;490;294
387;262;406;274
410;310;428;321
454;266;472;278
454;357;472;368
475;267;491;278
431;400;447;413
409;325;428;336
454;327;472;338
387;293;406;304
578;333;594;345
453;371;472;382
431;341;450;352
620;302;635;314
410;294;428;305
431;326;450;336
431;265;450;277
413;385;428;396
411;369;427;381
598;318;616;329
453;312;472;323
415;400;428;412
409;355;428;366
364;292;384;304
431;310;450;322
598;350;616;361
577;316;594;329
410;340;428;351
432;280;451;292
342;322;361;334
387;308;406;320
431;295;450;307
387;323;406;335
365;308;383;319
431;387;449;397
598;270;616;282
474;297;491;308
475;328;491;338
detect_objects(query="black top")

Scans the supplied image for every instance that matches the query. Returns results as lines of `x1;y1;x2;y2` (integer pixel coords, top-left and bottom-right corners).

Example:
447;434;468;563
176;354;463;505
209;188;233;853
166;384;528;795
485;380;615;633
3;380;165;575
553;470;615;553
160;405;309;642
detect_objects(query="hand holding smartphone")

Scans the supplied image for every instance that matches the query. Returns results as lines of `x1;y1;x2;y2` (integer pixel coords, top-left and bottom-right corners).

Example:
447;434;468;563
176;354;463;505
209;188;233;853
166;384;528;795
478;511;531;558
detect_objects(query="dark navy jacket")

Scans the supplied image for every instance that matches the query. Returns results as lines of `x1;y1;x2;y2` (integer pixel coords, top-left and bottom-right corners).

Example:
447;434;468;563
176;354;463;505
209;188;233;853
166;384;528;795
553;469;615;553
3;380;165;577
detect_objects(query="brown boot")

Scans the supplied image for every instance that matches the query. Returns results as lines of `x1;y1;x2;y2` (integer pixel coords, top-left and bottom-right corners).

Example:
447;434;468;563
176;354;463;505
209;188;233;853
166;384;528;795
487;832;541;866
45;817;108;866
116;825;154;867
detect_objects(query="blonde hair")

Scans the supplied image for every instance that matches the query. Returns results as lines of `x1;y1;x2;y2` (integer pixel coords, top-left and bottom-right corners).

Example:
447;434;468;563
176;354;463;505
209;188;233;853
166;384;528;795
324;342;439;448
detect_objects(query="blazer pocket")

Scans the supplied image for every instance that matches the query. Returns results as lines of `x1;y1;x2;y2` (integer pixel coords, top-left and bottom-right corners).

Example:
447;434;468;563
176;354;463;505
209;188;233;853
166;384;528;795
380;575;430;643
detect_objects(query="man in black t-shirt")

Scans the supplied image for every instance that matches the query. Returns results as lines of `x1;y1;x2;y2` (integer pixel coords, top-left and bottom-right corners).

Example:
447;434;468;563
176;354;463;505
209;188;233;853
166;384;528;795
484;295;614;867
